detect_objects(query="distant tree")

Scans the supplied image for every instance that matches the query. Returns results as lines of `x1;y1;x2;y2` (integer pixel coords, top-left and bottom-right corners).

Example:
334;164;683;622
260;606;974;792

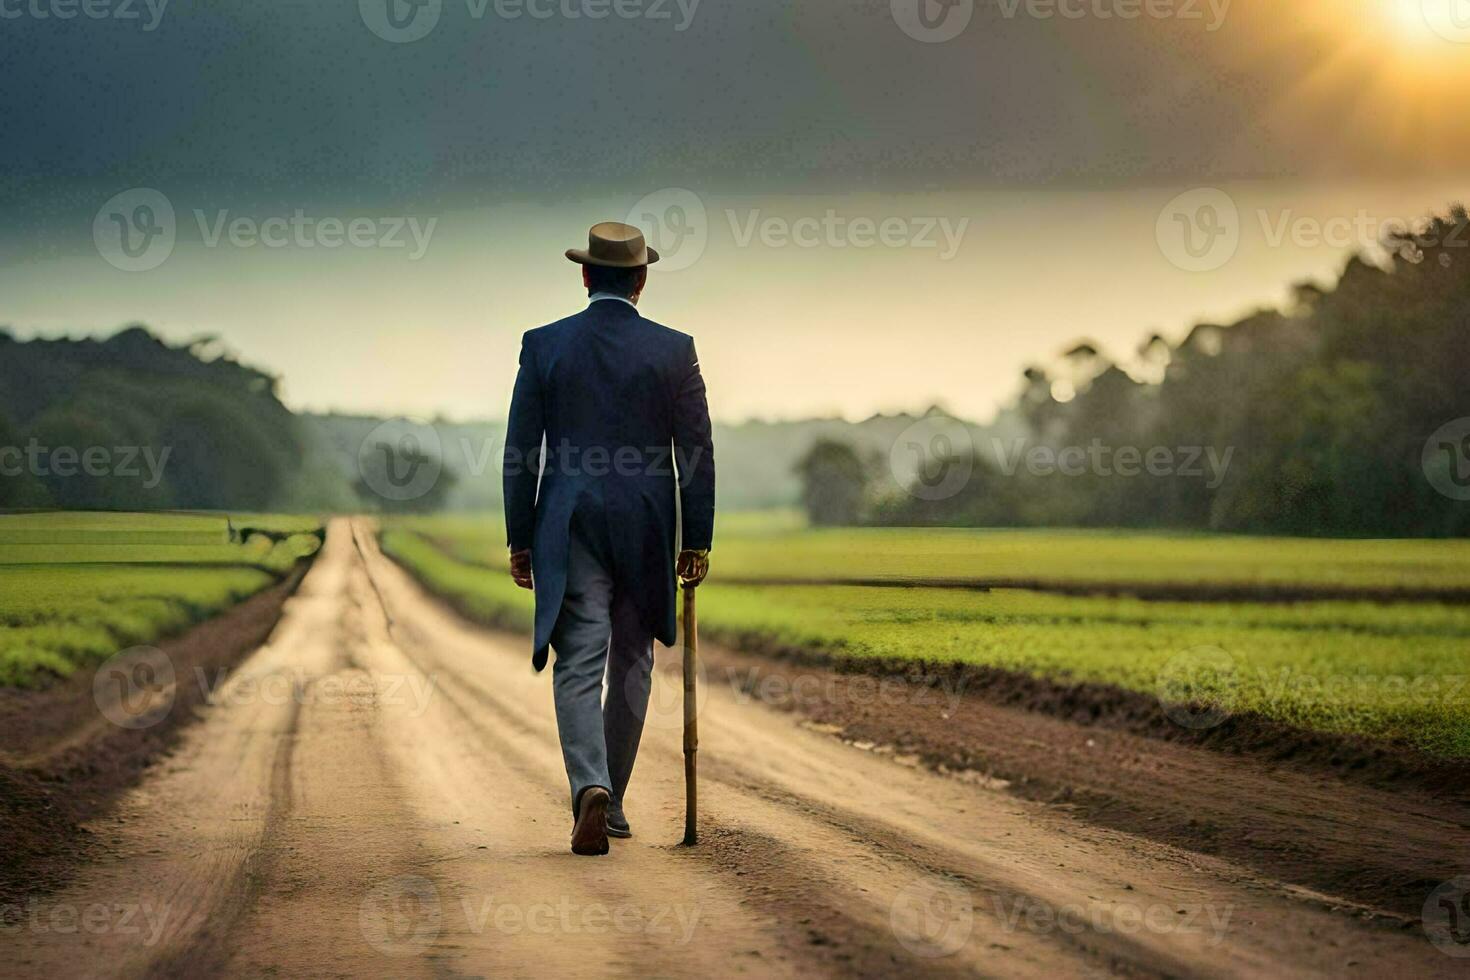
870;205;1470;537
0;410;50;509
795;439;868;526
0;325;307;512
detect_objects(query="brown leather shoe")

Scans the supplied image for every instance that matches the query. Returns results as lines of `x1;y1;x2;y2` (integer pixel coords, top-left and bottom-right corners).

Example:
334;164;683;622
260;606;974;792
571;787;611;856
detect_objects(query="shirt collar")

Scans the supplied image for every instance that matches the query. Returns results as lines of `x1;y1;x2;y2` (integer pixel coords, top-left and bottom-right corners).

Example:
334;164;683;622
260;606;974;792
589;292;637;309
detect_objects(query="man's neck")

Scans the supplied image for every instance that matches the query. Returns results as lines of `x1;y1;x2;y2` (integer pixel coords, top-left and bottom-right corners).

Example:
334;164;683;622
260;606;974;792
589;291;637;309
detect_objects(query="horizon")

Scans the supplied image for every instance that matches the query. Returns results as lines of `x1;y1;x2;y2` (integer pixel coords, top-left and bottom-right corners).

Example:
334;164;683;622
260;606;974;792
5;180;1465;426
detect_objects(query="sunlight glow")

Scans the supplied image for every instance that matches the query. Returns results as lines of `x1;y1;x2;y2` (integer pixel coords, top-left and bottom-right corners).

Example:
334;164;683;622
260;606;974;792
1389;0;1470;46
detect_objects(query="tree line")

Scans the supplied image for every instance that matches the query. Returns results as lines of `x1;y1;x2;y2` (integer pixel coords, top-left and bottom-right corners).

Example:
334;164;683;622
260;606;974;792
800;207;1470;537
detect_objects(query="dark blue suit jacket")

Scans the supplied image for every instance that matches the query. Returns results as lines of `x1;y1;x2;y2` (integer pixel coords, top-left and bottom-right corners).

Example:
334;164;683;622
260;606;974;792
503;299;716;670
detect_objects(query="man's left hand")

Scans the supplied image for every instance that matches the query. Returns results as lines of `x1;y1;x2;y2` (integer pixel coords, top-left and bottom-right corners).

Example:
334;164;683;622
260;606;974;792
677;549;710;588
510;549;534;590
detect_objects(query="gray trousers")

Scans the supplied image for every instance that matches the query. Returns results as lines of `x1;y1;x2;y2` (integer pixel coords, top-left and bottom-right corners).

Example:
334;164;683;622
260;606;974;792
549;514;655;818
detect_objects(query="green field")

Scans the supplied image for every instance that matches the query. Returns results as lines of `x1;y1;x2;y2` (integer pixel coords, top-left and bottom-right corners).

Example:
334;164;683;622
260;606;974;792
382;515;1470;758
387;512;1470;594
0;512;322;688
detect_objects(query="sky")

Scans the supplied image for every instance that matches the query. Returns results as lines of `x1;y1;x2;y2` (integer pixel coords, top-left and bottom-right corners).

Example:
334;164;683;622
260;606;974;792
2;0;1468;422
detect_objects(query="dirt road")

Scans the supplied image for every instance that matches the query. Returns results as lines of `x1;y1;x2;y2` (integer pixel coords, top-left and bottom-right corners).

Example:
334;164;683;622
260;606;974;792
1;520;1452;978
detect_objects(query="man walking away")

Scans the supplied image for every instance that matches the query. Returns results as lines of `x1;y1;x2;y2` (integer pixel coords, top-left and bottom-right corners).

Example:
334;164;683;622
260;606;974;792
502;221;715;855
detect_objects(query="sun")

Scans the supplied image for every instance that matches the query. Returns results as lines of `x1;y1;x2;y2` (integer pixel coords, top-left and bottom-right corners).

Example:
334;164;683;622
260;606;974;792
1387;0;1470;45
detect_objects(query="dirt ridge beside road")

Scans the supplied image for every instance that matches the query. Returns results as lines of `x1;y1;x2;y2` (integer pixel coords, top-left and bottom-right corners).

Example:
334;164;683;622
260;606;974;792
0;563;311;904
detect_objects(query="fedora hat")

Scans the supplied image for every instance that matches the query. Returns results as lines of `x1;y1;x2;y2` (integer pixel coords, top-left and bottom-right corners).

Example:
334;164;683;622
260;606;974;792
566;221;661;268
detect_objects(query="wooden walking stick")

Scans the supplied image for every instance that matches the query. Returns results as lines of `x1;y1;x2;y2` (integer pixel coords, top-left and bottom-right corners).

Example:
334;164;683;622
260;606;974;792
681;581;699;846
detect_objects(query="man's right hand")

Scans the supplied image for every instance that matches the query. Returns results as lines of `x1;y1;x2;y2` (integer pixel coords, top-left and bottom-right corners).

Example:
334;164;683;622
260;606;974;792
510;549;534;590
677;549;710;588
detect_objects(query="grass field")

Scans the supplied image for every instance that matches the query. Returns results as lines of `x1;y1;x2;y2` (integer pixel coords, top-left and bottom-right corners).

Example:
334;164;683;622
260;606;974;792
0;512;323;687
388;512;1470;595
382;514;1470;758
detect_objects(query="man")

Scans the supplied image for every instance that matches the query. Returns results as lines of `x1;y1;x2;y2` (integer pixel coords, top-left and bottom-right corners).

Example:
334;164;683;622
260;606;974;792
503;221;716;856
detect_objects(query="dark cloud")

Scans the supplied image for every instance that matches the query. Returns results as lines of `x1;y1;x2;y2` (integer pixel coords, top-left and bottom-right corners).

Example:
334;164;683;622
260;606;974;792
1;0;1465;213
